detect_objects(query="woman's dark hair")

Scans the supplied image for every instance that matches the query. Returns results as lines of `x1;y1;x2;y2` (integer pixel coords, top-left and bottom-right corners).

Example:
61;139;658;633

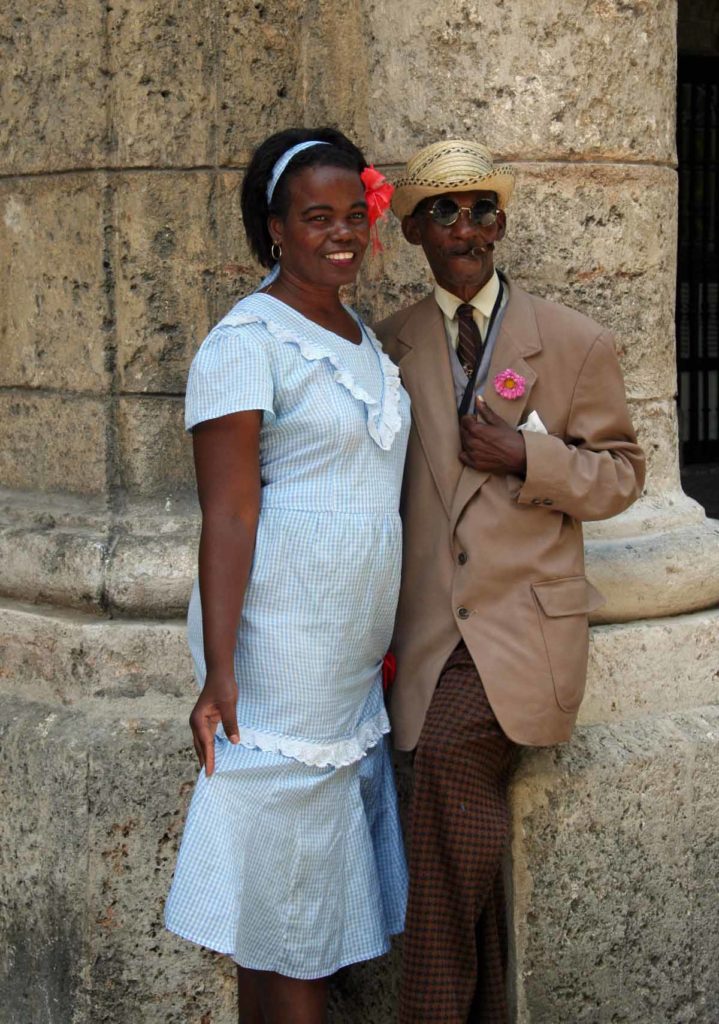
241;127;367;268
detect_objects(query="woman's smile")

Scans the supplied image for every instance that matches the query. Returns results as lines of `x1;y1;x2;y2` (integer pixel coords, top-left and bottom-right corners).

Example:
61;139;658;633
324;250;357;264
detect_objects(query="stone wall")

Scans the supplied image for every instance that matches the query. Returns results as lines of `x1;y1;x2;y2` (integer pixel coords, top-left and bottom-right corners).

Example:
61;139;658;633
1;1;717;1022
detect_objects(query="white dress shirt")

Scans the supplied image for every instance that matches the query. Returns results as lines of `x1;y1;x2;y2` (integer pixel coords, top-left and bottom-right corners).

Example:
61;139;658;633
434;270;502;350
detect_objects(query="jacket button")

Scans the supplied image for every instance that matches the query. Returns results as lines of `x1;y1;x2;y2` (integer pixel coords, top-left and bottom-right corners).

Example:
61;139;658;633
457;551;468;565
457;606;470;619
531;497;542;505
542;498;553;505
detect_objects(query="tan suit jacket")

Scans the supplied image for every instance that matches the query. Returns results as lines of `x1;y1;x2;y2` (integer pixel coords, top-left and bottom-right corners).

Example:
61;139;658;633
376;280;645;750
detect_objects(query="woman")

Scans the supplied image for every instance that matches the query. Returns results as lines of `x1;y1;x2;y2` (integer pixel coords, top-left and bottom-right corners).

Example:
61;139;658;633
164;127;409;1023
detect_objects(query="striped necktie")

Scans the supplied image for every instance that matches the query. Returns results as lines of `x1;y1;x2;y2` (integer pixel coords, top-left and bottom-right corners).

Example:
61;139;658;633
456;303;483;379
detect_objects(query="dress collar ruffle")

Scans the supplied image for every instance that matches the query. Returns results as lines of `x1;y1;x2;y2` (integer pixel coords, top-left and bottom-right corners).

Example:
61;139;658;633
219;294;403;452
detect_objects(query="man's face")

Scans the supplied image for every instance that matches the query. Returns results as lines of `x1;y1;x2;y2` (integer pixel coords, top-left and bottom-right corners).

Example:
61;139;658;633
402;189;506;302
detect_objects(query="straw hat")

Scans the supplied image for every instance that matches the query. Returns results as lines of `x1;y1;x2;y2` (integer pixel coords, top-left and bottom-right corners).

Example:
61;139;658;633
391;140;515;219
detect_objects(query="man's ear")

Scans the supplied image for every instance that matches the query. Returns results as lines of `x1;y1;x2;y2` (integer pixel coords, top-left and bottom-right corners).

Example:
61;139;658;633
495;210;507;243
401;214;423;246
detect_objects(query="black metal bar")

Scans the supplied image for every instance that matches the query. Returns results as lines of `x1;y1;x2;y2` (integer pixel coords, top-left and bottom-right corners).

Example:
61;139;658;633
713;79;718;448
676;56;719;464
702;79;711;445
688;77;700;449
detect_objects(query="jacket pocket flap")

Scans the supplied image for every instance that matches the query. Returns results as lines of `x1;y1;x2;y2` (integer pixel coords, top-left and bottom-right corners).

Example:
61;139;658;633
531;576;606;617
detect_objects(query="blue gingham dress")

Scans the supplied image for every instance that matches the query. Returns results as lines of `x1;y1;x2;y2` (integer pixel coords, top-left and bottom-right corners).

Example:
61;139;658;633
164;293;410;978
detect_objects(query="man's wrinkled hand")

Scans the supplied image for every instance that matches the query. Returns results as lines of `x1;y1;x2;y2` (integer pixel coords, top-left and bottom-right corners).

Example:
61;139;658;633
459;396;527;476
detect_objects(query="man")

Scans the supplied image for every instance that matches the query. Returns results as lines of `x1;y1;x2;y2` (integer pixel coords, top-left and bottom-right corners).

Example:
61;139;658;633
375;140;645;1024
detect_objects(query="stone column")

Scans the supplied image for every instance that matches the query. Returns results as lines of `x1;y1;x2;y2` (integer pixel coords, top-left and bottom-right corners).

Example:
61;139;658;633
0;1;717;1022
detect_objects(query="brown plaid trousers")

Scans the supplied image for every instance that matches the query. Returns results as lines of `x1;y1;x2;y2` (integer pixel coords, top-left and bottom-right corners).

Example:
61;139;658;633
399;641;517;1024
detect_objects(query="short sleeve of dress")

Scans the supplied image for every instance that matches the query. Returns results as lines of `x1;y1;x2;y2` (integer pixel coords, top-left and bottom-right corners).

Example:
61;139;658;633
185;324;275;431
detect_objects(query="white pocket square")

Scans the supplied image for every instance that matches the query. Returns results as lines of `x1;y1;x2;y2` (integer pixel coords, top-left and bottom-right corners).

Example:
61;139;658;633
517;411;548;434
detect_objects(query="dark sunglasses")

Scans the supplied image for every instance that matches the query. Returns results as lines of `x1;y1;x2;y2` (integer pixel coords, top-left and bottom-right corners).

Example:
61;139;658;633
425;197;499;227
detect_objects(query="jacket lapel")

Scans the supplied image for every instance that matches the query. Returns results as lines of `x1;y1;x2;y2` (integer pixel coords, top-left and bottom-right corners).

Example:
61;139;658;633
394;296;463;516
449;282;543;534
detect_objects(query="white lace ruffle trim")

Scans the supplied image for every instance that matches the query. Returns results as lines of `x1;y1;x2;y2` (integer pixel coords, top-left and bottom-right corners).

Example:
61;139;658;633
221;304;403;451
228;705;391;769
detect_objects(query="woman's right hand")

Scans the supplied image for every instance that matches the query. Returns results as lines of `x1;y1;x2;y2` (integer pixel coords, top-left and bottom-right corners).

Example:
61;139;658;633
189;672;240;777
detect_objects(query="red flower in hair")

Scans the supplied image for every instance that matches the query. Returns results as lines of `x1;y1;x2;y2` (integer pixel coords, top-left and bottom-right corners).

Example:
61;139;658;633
361;165;394;253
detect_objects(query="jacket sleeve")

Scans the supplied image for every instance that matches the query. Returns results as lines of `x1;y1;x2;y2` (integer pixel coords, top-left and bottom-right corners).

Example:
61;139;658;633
514;331;645;521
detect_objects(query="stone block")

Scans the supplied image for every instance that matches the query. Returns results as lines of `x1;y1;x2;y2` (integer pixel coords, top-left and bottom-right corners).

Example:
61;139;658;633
217;0;306;166
116;396;194;495
510;708;719;1024
114;172;218;393
0;491;201;619
106;0;216;167
0;694;238;1024
0;392;107;495
362;0;676;165
584;488;708;543
0;598;193;704
582;609;719;725
0;178;110;392
0;698;95;1023
0;524;107;612
0;489;109;612
299;0;372;153
500;164;678;402
0;1;108;174
214;171;268;315
586;517;719;624
106;530;198;619
627;398;682;496
690;713;719;1018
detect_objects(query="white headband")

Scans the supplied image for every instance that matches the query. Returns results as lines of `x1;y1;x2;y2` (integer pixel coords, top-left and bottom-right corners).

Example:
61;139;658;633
266;140;330;205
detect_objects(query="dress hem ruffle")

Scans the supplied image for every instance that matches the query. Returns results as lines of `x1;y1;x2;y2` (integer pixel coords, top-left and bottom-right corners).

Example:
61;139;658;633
220;705;391;769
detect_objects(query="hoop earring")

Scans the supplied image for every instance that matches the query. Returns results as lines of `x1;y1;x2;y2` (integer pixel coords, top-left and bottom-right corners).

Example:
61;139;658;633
271;241;282;261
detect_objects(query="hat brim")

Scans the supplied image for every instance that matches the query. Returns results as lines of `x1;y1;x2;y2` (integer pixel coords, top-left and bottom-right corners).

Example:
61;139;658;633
391;168;515;220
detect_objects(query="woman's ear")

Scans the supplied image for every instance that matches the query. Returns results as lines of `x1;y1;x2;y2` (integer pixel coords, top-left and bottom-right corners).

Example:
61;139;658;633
268;214;283;245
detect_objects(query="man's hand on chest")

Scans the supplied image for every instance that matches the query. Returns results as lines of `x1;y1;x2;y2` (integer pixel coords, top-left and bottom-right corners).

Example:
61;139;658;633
459;396;527;476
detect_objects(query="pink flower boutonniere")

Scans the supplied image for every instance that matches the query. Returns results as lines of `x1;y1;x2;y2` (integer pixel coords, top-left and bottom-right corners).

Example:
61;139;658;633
493;368;526;400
